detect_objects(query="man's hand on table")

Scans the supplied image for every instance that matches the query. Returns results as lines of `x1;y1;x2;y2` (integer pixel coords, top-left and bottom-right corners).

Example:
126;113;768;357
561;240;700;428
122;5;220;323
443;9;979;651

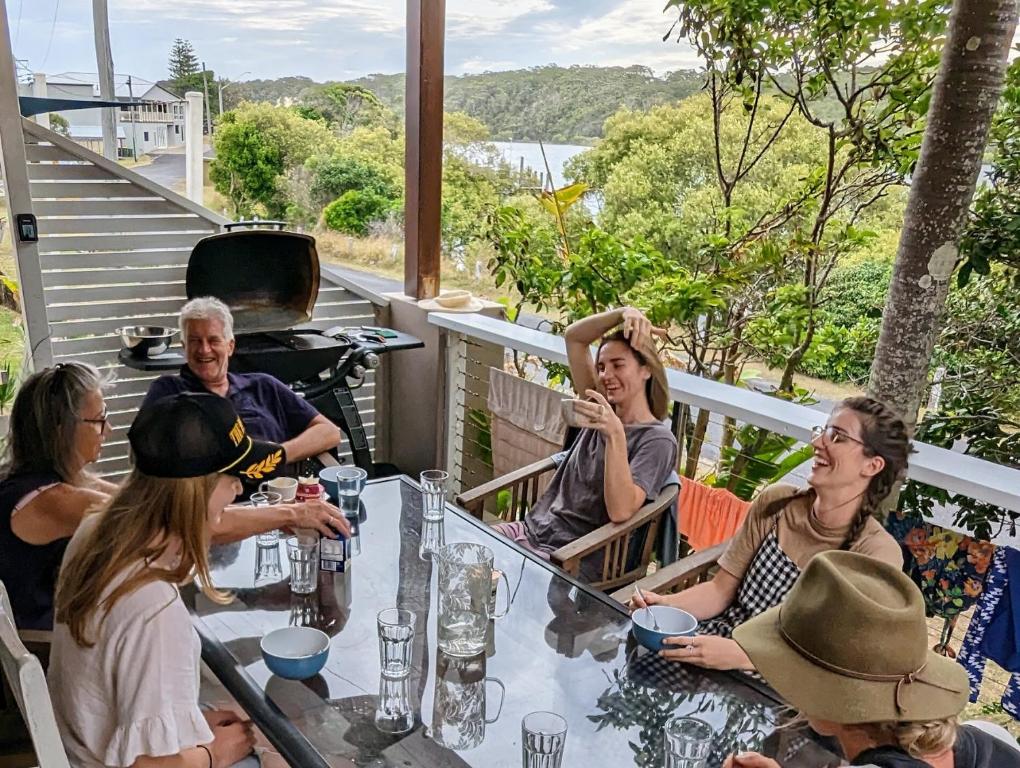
285;498;351;539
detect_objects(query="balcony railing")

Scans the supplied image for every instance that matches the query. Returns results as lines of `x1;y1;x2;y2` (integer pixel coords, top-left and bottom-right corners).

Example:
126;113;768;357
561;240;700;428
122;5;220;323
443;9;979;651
427;310;1020;534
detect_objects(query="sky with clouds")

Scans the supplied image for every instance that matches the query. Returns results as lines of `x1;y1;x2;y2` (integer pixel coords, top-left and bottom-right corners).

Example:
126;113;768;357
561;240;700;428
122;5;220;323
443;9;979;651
6;0;700;87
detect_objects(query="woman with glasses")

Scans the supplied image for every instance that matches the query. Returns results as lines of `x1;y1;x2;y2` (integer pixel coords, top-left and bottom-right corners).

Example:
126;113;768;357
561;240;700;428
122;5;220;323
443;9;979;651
633;396;909;671
0;362;115;629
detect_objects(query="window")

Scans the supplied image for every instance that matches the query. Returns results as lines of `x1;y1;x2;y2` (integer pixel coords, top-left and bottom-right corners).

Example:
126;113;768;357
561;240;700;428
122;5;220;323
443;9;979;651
143;131;149;141
175;125;180;134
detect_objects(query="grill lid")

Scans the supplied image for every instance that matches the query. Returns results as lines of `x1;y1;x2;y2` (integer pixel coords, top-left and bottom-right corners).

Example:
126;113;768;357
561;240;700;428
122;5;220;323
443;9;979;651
186;229;321;332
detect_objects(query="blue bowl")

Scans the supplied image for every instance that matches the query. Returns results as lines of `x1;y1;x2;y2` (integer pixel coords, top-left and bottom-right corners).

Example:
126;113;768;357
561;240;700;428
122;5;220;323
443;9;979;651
318;466;367;501
631;606;698;652
260;626;330;680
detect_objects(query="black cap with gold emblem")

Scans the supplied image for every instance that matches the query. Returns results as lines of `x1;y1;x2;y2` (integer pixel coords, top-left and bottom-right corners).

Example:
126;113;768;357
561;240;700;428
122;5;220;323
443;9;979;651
129;392;286;481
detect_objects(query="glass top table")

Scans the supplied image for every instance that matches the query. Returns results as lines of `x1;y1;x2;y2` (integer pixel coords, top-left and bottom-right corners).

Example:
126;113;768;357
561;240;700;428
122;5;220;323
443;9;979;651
183;476;840;768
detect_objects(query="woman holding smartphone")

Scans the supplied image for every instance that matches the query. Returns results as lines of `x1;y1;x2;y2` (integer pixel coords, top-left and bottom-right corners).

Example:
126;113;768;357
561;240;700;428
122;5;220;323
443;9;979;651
493;307;678;580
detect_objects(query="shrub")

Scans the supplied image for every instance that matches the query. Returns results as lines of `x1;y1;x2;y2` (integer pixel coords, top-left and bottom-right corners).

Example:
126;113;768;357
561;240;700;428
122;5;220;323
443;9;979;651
322;191;393;236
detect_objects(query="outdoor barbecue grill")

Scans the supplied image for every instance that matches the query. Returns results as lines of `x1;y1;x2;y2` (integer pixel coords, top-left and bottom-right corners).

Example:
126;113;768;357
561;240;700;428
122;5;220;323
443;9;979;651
119;221;422;476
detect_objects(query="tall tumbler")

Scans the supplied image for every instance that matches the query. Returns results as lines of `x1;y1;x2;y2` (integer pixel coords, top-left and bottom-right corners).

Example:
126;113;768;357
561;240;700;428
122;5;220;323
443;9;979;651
521;711;567;768
420;470;449;521
663;716;712;768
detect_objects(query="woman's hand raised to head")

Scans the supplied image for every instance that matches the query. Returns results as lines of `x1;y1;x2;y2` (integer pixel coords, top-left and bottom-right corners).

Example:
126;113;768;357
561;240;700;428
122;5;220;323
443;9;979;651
620;307;666;350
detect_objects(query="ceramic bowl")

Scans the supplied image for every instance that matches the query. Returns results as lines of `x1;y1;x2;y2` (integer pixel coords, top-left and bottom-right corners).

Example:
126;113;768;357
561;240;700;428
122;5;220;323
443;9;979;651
260;626;330;680
631;606;698;652
434;290;471;308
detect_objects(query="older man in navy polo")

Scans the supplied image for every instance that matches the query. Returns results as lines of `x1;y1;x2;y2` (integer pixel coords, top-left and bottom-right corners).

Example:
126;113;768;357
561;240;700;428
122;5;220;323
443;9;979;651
141;296;341;464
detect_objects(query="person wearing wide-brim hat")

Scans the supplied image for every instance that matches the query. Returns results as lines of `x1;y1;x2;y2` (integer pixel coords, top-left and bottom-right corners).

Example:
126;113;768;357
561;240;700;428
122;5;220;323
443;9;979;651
48;393;296;768
723;551;1020;768
491;306;677;581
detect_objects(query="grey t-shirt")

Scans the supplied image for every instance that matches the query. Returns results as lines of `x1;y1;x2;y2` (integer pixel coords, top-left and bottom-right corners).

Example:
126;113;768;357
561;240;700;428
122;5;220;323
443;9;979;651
525;422;678;554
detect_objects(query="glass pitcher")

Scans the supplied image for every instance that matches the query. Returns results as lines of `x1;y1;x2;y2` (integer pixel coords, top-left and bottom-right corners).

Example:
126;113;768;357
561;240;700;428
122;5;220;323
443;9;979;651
431;650;505;750
437;543;509;657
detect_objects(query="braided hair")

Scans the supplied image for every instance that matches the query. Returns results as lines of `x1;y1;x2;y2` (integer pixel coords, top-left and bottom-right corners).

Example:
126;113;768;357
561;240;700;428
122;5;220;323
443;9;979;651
835;396;913;550
761;396;913;550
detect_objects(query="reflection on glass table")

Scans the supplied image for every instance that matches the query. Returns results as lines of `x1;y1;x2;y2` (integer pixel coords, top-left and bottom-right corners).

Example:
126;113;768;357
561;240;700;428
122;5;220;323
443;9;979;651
184;476;841;768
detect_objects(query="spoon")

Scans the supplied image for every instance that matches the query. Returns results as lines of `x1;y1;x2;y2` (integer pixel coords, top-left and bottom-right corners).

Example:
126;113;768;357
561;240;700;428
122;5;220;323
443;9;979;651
634;587;661;630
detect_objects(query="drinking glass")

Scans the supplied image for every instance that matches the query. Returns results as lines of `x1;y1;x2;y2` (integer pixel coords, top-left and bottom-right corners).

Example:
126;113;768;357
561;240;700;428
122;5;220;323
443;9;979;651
335;467;368;516
251;491;284;546
420;470;449;521
419;517;446;561
377;608;416;679
375;674;415;734
521;711;567;768
663;716;713;768
286;536;318;595
254;537;283;585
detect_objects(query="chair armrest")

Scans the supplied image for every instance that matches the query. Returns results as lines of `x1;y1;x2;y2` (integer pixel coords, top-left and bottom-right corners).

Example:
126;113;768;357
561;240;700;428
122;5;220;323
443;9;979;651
609;540;730;604
317;451;340;468
455;457;558;508
18;628;53;646
551;484;679;567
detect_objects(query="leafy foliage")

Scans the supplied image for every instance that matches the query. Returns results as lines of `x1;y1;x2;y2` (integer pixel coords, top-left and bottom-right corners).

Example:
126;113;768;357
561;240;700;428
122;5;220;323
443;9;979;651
228;66;705;144
959;56;1020;285
211;102;337;218
322;191;395;236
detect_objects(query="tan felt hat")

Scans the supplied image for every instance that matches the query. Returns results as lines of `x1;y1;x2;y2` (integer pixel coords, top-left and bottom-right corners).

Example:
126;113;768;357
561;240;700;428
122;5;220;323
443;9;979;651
733;550;969;724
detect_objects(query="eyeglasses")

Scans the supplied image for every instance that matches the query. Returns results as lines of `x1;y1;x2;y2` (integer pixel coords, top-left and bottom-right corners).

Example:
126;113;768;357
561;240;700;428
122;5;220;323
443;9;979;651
81;410;109;430
811;424;866;447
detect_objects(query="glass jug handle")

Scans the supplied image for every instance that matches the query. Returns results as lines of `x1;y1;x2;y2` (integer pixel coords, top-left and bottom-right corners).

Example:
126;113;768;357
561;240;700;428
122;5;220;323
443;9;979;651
493;569;511;619
484;677;506;723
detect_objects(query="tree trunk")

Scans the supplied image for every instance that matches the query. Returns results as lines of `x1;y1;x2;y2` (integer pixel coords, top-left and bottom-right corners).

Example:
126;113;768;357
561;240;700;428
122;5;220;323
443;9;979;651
868;0;1018;426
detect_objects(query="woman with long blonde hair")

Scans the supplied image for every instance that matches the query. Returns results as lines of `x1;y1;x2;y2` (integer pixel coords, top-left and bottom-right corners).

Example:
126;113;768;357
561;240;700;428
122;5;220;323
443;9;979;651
49;393;285;768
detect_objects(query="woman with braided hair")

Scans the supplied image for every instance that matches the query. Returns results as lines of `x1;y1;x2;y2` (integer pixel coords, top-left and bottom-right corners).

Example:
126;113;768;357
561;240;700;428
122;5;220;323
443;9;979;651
632;396;910;672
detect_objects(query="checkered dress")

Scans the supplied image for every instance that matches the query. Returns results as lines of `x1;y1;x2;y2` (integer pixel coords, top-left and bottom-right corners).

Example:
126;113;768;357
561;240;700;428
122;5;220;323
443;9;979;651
699;522;801;638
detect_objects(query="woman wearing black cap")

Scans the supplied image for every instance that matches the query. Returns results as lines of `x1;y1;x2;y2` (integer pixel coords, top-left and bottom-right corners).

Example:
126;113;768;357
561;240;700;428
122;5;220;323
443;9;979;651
48;393;288;768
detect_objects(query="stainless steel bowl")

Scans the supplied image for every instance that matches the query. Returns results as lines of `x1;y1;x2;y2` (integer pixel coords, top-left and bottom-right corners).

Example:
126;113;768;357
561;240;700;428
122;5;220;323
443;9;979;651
116;325;179;358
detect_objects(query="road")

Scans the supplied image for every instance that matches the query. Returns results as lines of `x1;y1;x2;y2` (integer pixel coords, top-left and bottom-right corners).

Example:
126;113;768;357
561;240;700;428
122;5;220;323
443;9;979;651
133;149;214;191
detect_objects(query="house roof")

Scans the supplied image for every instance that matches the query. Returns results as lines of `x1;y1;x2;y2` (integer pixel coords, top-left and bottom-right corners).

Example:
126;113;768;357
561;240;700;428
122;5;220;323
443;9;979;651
68;124;127;139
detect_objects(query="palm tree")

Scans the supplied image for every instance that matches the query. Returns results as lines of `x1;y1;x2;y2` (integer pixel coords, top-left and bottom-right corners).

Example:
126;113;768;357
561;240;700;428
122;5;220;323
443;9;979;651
868;0;1018;426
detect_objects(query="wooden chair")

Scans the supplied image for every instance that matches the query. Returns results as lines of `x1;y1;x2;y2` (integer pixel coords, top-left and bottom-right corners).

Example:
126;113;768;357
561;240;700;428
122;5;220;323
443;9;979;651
0;582;69;768
608;540;730;605
456;457;679;592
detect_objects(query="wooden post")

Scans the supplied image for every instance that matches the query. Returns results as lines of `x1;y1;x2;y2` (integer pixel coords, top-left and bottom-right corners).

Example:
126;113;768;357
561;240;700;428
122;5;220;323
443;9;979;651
404;0;445;300
92;0;118;160
0;0;53;369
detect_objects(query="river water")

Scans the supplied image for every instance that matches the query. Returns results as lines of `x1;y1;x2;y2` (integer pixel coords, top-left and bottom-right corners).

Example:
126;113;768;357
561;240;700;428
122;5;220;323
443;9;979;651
488;141;590;188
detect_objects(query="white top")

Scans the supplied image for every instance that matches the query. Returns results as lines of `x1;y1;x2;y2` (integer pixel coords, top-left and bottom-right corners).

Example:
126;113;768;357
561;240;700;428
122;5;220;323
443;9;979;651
48;518;213;768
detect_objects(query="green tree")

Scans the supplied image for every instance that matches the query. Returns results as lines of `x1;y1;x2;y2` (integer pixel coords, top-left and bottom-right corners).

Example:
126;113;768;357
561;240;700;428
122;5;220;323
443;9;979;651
323;191;394;235
869;0;1018;427
211;102;337;218
299;83;385;133
168;39;199;81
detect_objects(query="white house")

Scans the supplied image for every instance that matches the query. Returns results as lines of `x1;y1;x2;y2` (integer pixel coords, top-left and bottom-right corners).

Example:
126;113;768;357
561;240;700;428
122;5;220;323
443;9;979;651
118;82;188;155
18;74;187;157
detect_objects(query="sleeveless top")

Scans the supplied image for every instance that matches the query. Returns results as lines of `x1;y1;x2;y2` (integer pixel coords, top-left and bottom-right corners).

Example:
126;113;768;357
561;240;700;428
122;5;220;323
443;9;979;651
0;471;67;629
699;519;802;638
